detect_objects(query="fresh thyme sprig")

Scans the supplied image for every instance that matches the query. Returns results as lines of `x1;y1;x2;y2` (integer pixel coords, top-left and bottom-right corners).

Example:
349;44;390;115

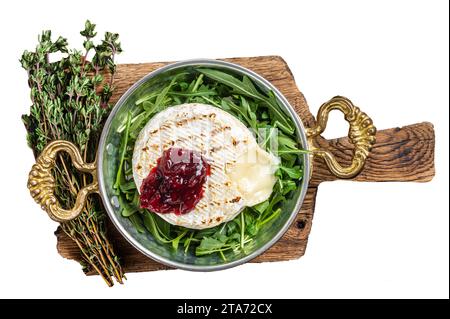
21;21;124;286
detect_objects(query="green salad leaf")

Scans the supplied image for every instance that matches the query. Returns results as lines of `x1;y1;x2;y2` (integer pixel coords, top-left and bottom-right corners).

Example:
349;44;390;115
198;68;295;134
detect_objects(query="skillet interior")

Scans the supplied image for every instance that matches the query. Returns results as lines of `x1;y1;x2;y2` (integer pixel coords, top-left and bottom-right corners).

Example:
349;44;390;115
97;59;311;271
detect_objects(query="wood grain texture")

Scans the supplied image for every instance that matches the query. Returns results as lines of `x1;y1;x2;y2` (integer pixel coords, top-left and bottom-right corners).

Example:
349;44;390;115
55;56;435;274
310;122;435;185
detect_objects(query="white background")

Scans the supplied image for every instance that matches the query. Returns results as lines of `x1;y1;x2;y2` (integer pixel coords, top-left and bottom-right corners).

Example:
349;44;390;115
0;0;448;299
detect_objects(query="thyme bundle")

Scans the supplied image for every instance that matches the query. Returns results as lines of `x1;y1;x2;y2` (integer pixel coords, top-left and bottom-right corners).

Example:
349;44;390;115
21;21;124;286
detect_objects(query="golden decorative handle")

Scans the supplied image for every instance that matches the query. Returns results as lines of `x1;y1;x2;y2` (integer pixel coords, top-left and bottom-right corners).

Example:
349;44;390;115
27;140;98;222
306;96;377;179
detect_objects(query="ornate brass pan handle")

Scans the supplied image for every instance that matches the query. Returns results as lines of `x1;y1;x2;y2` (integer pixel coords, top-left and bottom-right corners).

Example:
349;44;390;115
27;140;98;222
306;96;377;178
27;96;376;222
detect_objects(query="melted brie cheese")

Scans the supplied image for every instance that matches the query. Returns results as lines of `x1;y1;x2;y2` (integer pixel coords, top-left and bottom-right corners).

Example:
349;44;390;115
227;145;279;207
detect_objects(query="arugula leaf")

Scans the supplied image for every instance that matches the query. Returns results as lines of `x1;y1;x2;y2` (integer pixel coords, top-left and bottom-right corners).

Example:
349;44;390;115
196;237;226;253
142;101;156;113
281;180;298;195
114;111;131;190
241;96;257;131
153;73;186;110
172;230;188;250
240;212;245;249
198;68;262;101
221;97;255;130
279;165;302;179
243;211;258;236
168;90;216;97
128;112;147;136
258;208;282;228
153;213;171;239
119;181;137;193
142;212;171;244
183;231;196;254
253;200;269;214
191;73;204;92
242;75;261;97
226;221;238;235
135;91;160;105
278;134;299;150
119;195;137;217
129;213;145;233
198;68;294;134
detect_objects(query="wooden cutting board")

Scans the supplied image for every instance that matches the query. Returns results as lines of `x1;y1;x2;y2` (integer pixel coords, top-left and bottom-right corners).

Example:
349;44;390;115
54;56;435;274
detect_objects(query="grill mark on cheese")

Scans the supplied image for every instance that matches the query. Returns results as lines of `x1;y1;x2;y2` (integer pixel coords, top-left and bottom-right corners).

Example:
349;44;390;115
162;141;173;148
210;125;231;136
175;115;205;127
210;145;223;153
229;196;242;203
210;201;218;206
148;122;173;136
161;122;173;129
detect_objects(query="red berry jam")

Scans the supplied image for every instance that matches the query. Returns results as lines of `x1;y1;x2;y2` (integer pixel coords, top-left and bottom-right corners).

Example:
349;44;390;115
140;148;211;215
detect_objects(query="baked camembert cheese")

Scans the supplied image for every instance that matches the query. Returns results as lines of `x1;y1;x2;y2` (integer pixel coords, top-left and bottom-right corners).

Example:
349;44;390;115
132;103;279;229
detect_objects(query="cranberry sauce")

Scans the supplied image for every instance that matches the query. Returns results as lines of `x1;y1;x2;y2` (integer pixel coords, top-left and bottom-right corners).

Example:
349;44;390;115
139;148;211;215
